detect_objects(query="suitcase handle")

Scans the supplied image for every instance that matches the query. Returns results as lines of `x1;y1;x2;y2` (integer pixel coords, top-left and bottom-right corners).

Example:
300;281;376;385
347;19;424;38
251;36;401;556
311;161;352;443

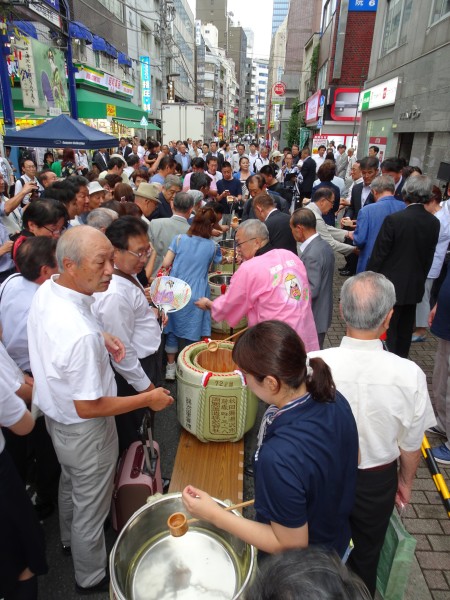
139;410;157;477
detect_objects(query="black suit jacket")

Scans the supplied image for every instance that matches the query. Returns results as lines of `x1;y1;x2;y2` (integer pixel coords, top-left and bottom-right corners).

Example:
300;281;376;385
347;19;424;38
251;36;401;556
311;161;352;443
367;204;440;305
120;146;132;160
93;151;109;172
265;210;298;255
300;156;317;198
346;182;374;220
394;176;405;201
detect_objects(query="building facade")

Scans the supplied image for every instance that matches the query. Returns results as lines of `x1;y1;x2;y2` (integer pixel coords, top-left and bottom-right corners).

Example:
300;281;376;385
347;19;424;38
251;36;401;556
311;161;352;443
228;25;248;124
278;0;321;147
359;0;450;179
196;0;228;50
304;0;376;152
272;0;291;36
249;58;269;136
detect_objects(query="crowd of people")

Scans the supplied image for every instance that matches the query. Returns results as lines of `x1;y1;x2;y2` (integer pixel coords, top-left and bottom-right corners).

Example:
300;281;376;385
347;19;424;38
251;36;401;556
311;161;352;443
0;133;448;599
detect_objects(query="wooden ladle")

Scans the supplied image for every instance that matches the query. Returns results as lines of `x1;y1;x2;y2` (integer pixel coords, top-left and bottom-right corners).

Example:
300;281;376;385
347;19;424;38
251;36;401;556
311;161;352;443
167;499;255;537
207;326;249;353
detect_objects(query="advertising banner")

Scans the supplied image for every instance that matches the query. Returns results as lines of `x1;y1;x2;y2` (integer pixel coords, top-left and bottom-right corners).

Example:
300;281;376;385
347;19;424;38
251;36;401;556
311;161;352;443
31;38;69;112
140;56;152;114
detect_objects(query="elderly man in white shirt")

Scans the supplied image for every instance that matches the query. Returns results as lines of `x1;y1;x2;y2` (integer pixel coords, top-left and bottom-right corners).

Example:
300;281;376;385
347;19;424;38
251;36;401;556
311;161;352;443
27;226;174;594
310;272;435;597
93;216;164;452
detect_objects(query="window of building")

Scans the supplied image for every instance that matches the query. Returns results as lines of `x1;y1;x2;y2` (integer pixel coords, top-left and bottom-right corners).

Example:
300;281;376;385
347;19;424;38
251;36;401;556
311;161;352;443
430;0;450;25
98;0;122;21
317;62;328;89
322;0;337;31
141;23;151;52
380;0;412;57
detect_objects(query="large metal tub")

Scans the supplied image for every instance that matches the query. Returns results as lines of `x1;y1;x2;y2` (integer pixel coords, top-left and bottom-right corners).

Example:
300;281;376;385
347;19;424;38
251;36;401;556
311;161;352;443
110;492;257;599
209;273;247;334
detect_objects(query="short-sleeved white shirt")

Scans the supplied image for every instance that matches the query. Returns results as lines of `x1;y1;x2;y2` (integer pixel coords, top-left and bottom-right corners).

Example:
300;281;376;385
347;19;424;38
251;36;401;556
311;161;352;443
93;273;161;392
0;372;26;453
0;274;38;371
28;276;116;424
310;337;436;469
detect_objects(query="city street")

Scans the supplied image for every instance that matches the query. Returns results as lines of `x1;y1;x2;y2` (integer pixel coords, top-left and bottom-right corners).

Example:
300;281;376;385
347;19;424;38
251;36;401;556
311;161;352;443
36;255;450;599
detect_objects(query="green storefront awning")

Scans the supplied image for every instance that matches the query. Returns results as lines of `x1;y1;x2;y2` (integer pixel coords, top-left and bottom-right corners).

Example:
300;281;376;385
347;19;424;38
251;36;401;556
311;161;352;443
76;88;148;121
113;118;160;131
0;87;47;119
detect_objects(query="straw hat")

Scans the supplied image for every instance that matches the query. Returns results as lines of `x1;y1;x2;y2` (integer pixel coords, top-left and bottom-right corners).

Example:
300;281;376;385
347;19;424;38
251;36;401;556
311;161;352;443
87;181;106;195
271;150;282;159
134;182;161;203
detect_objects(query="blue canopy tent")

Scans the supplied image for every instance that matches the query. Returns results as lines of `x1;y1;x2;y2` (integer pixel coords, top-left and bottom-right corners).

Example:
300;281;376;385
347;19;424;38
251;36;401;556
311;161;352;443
3;114;119;149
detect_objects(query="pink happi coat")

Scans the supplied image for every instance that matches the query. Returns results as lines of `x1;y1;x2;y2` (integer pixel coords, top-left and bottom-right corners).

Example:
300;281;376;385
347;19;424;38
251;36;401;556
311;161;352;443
211;248;319;352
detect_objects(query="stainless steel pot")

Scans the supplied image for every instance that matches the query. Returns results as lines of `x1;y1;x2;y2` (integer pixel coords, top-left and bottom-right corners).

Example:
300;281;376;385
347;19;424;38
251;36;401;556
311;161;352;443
210;274;232;286
110;493;257;599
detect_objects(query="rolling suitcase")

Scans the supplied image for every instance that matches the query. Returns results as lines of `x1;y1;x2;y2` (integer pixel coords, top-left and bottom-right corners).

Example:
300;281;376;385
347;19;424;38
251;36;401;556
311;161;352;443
111;411;163;531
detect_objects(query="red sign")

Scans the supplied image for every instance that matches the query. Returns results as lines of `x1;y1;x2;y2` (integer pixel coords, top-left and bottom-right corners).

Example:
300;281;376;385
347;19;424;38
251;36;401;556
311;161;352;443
330;87;361;122
273;82;286;96
305;90;321;124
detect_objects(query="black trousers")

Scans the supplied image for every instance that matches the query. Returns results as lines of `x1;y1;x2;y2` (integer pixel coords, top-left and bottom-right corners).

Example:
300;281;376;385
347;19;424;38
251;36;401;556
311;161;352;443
2;415;60;505
113;352;161;454
386;303;416;358
348;461;398;598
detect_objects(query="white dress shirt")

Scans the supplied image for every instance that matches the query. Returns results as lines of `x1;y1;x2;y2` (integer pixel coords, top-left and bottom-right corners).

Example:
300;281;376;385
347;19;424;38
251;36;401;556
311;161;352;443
299;232;319;254
310;337;436;468
0;371;26;453
14;174;43;204
93;274;161;391
0;274;38;371
28;276;116;424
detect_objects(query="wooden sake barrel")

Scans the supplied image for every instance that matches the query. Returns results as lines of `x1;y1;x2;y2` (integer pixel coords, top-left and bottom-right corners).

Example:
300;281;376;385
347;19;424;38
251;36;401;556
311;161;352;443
176;341;258;443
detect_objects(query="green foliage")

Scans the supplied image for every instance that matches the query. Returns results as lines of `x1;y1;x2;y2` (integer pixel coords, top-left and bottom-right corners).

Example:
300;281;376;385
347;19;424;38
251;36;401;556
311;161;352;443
310;44;320;86
287;98;301;147
244;118;256;133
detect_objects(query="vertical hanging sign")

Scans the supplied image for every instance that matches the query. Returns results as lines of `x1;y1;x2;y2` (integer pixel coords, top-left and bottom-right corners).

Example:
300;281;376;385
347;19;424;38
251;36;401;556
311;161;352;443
140;55;151;114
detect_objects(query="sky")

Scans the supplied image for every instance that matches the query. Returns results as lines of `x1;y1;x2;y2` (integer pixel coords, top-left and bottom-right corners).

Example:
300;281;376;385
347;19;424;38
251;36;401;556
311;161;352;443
187;0;273;59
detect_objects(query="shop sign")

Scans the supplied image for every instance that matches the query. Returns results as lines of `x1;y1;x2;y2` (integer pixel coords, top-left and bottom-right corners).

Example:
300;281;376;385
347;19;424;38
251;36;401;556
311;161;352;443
360;77;399;111
17;36;39;109
305;90;321;124
349;0;378;11
195;20;202;46
28;1;62;29
75;66;134;97
106;104;116;117
140;56;151;113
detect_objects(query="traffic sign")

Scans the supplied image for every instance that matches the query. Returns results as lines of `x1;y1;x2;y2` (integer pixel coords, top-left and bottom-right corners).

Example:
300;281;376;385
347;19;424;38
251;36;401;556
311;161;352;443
317;118;323;128
273;82;286;96
140;116;149;127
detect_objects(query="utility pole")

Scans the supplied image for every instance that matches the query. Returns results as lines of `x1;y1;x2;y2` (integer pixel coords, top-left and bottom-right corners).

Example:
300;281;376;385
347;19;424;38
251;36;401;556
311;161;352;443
160;0;176;104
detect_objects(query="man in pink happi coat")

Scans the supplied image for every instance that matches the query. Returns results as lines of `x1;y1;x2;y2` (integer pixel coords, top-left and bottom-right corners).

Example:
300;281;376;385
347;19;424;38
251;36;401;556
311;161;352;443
195;219;319;352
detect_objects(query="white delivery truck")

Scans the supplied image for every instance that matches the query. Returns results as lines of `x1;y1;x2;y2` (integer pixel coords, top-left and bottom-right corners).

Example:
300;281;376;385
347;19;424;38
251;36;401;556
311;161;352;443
161;103;214;145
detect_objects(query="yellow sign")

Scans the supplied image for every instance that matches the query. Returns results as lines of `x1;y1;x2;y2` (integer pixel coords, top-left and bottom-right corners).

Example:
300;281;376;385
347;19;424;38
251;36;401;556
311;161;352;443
106;104;116;117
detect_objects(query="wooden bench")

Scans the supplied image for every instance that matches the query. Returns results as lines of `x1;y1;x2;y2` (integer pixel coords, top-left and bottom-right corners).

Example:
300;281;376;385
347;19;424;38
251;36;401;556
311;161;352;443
168;429;244;505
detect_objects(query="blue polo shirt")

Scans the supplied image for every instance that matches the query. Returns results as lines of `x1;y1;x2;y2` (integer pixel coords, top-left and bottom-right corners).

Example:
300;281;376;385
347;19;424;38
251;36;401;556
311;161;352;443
254;390;358;557
217;178;243;214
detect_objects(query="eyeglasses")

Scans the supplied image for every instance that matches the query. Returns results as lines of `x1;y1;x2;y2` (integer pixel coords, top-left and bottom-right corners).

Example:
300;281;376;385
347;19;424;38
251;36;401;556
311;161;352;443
324;198;334;205
235;237;257;248
42;225;66;237
125;247;153;259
